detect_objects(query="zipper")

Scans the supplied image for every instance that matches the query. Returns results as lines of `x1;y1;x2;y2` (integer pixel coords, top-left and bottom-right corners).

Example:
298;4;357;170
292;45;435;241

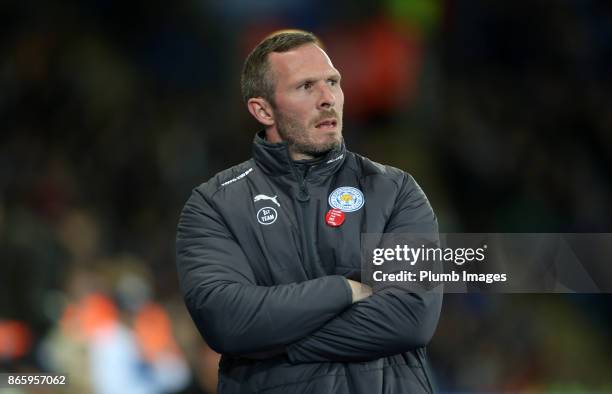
289;159;318;277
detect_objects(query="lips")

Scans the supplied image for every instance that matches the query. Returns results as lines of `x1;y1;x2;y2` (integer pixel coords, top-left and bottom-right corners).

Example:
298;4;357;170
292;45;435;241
315;118;338;128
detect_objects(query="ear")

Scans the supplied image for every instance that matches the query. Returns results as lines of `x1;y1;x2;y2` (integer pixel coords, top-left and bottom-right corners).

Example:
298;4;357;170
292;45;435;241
247;97;275;126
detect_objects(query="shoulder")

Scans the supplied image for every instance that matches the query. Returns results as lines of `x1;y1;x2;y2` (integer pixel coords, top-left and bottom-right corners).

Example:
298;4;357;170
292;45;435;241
193;159;256;199
345;151;412;188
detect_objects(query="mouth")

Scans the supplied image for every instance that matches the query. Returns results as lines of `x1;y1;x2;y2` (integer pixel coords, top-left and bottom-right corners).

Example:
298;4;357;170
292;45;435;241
315;118;338;130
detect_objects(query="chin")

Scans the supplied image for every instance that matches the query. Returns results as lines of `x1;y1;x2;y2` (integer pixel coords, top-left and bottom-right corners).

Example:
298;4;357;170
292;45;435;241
320;138;342;152
318;129;342;140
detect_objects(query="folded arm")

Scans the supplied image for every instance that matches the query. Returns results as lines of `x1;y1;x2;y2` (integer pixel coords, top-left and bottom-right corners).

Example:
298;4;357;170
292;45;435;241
176;189;353;356
286;174;443;363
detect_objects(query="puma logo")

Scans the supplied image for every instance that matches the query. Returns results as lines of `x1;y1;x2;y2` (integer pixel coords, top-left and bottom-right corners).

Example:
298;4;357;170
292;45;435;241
253;194;280;207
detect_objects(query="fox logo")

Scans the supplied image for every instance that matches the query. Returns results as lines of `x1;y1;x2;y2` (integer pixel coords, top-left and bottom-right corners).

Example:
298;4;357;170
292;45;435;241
253;194;280;207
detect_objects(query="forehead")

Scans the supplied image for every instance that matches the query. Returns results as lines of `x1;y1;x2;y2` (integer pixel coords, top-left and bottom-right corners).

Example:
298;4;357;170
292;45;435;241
268;43;338;85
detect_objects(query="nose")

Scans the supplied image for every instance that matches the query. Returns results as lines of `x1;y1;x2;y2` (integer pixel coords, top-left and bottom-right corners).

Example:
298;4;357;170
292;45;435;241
317;84;335;110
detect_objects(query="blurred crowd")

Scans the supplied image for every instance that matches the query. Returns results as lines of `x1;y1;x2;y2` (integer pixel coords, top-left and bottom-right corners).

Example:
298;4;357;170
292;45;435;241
1;0;611;393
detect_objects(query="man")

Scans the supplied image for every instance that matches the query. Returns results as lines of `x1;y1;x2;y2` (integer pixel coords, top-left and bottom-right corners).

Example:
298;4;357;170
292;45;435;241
176;30;442;393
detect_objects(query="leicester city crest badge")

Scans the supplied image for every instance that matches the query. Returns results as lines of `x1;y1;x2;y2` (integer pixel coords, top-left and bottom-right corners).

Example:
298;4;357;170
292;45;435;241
328;186;365;212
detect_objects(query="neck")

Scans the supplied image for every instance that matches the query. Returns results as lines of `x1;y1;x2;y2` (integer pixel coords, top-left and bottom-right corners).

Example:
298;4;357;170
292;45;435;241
264;127;312;161
289;149;315;161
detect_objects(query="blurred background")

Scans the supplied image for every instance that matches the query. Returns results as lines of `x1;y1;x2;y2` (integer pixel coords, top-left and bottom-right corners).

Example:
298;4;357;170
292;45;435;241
1;0;611;393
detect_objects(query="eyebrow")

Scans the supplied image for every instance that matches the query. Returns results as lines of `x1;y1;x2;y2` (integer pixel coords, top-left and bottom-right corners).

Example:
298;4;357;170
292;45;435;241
293;72;342;87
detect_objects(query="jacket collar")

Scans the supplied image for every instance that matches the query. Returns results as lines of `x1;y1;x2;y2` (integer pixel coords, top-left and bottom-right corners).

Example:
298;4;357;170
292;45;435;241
252;130;347;180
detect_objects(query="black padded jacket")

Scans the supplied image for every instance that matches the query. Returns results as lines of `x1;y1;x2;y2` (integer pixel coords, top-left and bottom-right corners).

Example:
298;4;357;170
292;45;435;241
176;132;442;393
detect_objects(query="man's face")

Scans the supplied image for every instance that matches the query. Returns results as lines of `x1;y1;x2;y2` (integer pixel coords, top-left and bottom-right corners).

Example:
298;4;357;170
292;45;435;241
267;43;344;158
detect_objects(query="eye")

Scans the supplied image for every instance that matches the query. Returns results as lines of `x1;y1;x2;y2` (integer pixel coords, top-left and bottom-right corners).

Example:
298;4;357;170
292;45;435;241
301;81;313;90
327;78;339;86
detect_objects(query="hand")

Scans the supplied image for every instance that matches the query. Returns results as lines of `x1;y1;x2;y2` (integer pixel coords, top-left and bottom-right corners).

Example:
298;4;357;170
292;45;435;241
346;279;372;303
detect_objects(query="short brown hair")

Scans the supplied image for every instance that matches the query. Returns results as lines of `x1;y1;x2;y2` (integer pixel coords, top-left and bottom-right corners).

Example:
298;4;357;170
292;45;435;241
241;30;321;105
